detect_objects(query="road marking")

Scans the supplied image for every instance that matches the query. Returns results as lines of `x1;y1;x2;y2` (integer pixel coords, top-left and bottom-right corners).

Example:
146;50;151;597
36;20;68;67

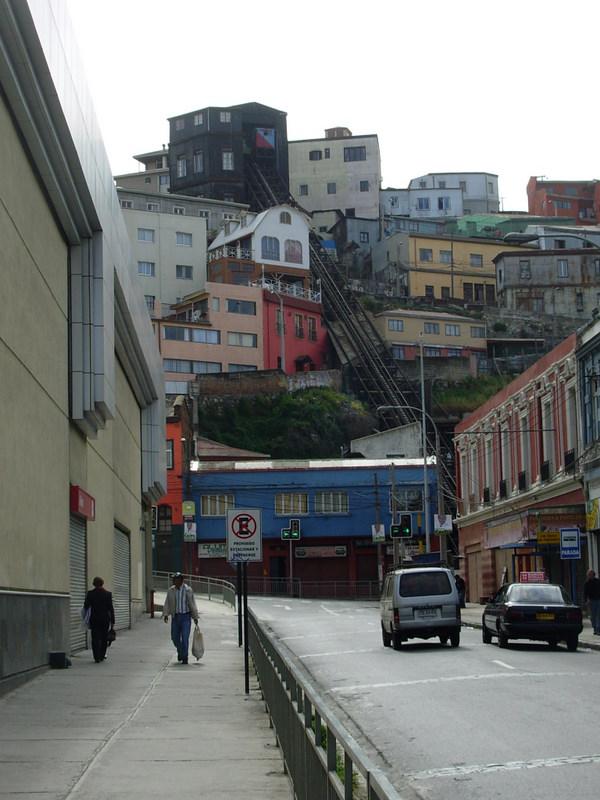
492;659;516;670
320;604;340;616
408;753;600;780
300;648;377;659
272;604;292;610
331;670;584;693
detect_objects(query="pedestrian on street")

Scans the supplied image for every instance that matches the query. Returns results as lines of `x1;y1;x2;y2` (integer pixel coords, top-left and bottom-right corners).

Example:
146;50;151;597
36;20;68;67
162;572;199;664
84;577;115;663
583;568;600;635
455;572;466;608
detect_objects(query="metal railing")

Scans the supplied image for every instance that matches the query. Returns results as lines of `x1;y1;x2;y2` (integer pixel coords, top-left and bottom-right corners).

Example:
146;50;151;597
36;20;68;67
242;577;381;600
249;608;404;800
152;571;236;608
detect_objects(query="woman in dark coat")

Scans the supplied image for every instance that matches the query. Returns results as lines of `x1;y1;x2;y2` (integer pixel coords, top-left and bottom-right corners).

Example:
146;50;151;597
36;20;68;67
84;577;115;662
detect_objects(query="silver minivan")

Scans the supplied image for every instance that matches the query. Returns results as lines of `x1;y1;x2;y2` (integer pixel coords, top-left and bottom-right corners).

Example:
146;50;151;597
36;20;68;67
380;567;461;649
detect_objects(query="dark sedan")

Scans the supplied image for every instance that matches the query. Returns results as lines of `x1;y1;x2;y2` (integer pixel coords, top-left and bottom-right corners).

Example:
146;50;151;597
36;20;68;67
482;582;583;651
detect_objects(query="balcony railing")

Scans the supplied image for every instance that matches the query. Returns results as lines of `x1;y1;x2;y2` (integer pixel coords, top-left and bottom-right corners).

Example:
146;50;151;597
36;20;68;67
251;277;322;304
209;245;253;262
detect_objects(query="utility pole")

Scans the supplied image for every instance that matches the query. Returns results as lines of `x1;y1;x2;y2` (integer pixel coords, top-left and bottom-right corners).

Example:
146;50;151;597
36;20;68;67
374;473;384;586
420;336;431;553
390;463;403;568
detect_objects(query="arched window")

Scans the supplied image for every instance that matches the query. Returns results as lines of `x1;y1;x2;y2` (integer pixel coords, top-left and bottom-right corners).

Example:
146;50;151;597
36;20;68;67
261;236;280;261
285;239;303;264
280;211;292;225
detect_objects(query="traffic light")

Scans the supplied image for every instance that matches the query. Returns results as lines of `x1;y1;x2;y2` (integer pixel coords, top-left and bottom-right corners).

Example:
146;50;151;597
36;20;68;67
282;519;301;541
390;514;412;538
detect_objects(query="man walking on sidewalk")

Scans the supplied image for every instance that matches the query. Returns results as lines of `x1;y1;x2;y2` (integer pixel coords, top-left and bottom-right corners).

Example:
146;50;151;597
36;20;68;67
162;573;199;663
583;569;600;635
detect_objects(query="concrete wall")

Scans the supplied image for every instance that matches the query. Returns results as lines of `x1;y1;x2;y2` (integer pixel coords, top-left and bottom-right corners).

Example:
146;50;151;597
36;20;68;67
351;423;422;459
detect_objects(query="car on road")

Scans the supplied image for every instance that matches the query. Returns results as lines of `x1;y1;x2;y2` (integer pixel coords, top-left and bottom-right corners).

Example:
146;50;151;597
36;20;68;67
380;567;461;649
482;582;583;651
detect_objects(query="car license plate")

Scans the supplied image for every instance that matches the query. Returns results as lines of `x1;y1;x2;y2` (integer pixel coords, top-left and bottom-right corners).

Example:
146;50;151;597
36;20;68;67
536;612;555;621
415;608;440;619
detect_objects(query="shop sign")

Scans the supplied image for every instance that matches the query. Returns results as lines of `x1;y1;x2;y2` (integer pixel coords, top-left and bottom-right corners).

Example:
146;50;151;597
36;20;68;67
434;514;453;535
70;485;96;521
182;500;195;516
295;546;347;559
183;520;196;542
371;524;386;543
537;530;560;545
198;543;227;559
520;571;546;583
587;499;599;531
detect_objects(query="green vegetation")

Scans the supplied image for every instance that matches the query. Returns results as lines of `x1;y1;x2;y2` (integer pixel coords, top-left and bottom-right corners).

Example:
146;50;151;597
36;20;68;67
433;375;514;416
196;388;374;458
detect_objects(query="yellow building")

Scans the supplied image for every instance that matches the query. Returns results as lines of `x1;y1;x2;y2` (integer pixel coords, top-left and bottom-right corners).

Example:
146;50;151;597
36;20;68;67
406;234;523;303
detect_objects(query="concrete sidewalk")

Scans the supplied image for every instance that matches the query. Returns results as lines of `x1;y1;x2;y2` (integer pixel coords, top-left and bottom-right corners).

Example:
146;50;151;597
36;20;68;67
0;600;292;800
460;602;600;650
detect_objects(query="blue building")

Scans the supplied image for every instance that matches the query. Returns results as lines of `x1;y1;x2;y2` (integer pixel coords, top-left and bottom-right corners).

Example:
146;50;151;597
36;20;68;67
578;317;600;574
187;458;438;585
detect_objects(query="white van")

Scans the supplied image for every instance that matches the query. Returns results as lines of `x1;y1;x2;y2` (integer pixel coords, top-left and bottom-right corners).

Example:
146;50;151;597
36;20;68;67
380;567;461;649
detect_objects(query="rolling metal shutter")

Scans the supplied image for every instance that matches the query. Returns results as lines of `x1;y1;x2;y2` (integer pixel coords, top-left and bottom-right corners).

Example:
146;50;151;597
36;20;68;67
69;515;87;652
113;528;131;630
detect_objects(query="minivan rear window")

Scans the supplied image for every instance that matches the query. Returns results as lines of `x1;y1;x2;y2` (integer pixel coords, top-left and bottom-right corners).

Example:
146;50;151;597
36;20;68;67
399;572;452;597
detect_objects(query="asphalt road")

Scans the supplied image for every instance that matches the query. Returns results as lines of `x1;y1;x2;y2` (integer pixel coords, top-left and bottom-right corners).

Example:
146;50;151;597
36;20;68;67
250;596;600;800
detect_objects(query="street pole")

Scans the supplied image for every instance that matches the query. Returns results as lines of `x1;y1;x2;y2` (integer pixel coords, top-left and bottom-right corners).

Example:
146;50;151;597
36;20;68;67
435;427;447;565
278;292;285;372
390;463;403;568
374;473;384;586
243;562;249;695
289;539;293;596
419;337;431;553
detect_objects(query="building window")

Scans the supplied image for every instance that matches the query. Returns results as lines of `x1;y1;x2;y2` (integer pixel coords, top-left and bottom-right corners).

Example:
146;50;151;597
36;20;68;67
222;149;234;170
445;324;460;336
360;180;369;192
138;260;155;277
470;253;483;267
418;197;430;210
558;258;569;278
315;491;349;514
176;231;193;246
470;326;486;338
307;317;317;341
201;494;234;516
158;505;172;534
327;182;336;194
346;208;355;217
441;286;450;300
145;295;155;311
309;150;322;161
424;322;439;334
388;319;404;332
488;181;494;193
359;231;370;243
227;299;256;315
424;347;441;357
440;249;452;264
228;332;257;347
519;260;531;279
193;112;203;126
474;283;484;303
485;284;495;304
463;283;473;302
193;151;204;173
176;264;193;280
137;227;155;243
163;326;220;344
164;359;220;374
392;345;405;359
425;285;434;299
228;364;258;372
299;184;308;196
285;239;303;263
280;211;292;224
173;206;185;216
275;493;308;515
219;111;231;123
261;235;280;261
459;180;467;191
120;199;132;209
166;440;174;469
323;147;330;159
438;196;451;210
389;195;399;208
419;180;427;189
175;118;184;131
176;157;187;178
419;248;433;262
447;348;461;357
532;297;545;313
144;177;151;184
294;313;304;338
145;202;158;212
344;146;366;162
159;175;169;187
576;291;584;311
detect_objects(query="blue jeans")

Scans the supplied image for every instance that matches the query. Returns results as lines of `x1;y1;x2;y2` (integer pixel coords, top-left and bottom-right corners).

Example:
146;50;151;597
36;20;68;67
171;613;192;661
590;598;600;634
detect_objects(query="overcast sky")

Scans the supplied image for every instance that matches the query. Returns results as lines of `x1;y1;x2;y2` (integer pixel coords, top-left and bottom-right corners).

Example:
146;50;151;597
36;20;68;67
66;0;599;213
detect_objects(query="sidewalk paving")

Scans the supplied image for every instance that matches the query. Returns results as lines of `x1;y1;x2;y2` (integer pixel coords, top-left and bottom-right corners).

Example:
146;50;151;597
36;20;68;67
460;602;600;650
0;600;292;800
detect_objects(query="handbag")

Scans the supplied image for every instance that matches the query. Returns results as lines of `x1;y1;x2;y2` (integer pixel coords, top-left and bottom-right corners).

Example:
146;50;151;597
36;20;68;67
191;625;204;660
107;627;116;644
80;607;91;629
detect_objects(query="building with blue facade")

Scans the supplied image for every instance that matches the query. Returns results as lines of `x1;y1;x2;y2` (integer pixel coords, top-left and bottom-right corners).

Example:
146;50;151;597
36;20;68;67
186;458;438;585
578;316;600;575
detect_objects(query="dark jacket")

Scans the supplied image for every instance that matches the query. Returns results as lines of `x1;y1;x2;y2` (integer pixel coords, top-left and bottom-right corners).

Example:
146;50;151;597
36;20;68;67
583;577;600;601
84;587;116;628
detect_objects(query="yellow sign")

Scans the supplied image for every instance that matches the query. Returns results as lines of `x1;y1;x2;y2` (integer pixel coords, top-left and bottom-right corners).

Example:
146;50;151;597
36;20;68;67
537;530;560;545
182;500;195;516
587;499;599;532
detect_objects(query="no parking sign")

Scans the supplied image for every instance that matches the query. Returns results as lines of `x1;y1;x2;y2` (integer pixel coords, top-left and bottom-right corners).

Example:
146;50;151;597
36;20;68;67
226;509;262;563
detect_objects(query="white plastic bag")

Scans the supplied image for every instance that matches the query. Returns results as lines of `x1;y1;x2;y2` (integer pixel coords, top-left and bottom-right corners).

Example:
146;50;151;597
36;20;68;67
80;606;91;629
191;625;205;660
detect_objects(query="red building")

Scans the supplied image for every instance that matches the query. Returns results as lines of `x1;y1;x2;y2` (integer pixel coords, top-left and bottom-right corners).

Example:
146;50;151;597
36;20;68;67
527;176;600;224
455;334;586;604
